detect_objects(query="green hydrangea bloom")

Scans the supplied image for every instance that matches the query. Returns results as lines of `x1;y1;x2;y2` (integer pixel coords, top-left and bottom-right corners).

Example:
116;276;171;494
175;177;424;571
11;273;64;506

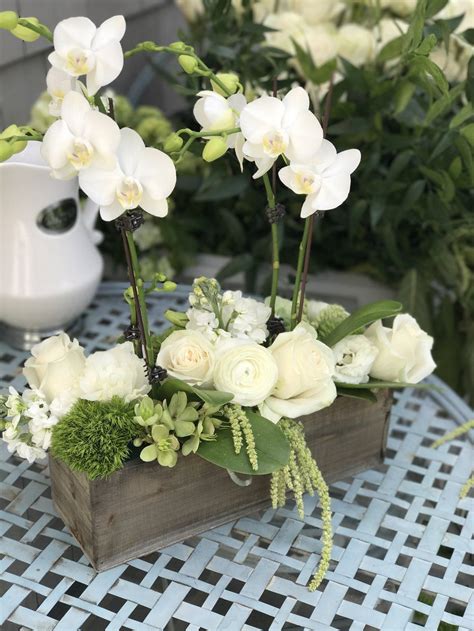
310;303;349;339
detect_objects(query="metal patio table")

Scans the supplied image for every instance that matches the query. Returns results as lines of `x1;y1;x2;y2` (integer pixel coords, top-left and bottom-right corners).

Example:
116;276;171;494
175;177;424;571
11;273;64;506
0;283;472;631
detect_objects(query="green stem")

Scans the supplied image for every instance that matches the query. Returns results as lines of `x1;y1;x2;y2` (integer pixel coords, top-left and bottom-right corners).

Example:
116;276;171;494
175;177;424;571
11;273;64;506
262;173;279;316
125;231;154;363
290;218;311;330
6;134;43;142
17;18;53;42
173;127;240;163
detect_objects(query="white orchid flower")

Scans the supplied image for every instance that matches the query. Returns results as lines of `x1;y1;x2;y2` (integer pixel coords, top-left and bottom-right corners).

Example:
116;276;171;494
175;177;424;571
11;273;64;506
48;15;126;96
193;90;247;168
239;86;323;179
278;139;361;218
79;127;177;221
41;91;121;180
46;67;81;117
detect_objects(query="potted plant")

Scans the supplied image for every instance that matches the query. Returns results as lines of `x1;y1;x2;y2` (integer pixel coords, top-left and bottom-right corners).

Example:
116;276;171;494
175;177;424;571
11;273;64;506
0;11;436;589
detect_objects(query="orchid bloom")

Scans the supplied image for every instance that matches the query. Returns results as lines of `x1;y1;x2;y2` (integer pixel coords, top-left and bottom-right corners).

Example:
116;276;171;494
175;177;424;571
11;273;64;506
193;90;247;168
46;67;80;117
278;139;361;218
79;127;177;221
239;86;323;178
41;91;120;180
48;15;126;95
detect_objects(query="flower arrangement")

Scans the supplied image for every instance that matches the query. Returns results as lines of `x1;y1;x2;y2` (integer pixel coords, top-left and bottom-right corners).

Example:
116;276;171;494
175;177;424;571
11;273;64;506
0;10;437;589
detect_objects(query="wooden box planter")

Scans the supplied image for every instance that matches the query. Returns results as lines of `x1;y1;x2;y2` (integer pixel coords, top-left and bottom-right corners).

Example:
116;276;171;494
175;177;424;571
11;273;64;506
49;391;392;571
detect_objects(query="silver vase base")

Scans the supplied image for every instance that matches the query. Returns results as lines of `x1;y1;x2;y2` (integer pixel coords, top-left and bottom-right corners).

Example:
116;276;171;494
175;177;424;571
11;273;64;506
0;316;86;351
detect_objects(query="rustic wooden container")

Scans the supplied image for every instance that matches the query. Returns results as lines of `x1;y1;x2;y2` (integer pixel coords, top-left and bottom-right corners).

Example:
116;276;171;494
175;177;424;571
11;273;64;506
49;391;392;571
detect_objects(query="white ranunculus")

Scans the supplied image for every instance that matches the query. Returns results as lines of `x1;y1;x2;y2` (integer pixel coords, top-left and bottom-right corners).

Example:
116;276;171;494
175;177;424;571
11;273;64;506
48;15;126;95
337;24;376;67
261;322;336;422
193;90;247;168
240;86;323;178
79;127;177;221
365;314;436;383
41;91;120;179
332;335;379;384
213;341;278;406
23;332;85;403
156;330;215;386
436;0;474;32
79;342;151;402
46;67;79;117
304;23;339;67
380;0;417;16
278;139;361;217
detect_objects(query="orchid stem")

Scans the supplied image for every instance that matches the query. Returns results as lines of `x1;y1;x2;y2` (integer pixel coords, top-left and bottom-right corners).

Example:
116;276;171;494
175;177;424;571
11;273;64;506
290;218;311;330
262;172;279;316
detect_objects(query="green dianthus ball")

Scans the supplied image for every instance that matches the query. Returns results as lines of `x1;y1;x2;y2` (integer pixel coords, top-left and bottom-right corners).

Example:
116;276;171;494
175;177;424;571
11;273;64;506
51;397;137;480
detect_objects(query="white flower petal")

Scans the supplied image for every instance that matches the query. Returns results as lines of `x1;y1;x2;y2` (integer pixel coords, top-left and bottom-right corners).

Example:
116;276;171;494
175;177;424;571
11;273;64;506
325;148;361;176
282;86;310;128
311;139;338;172
286;110;323;163
92;15;126;49
233;133;245;171
60;91;91;136
193;98;210;128
227;92;247;114
313;173;351;211
48;51;67;72
140;193;168;217
135;147;177;199
240;96;285;143
117;128;145;175
301;194;317;218
41;120;74;170
99;199;125;222
253;156;274;179
53;16;96;57
242;140;266;159
79;165;122;206
51;164;78;180
82;110;120;160
87;40;124;94
278;165;298;193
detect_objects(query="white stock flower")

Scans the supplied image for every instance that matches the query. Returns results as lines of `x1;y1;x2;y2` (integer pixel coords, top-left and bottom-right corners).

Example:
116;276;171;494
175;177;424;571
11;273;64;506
16;442;47;464
156;330;215;386
222;291;271;343
261;322;336;422
333;335;379;384
23;332;85;403
186;308;220;341
48;15;126;95
337;24;376;67
194;90;247;168
278;139;361;218
46;67;80;117
213;341;278;406
240;86;323;178
79;342;150;402
79;127;177;221
41;91;120;179
365;314;436;383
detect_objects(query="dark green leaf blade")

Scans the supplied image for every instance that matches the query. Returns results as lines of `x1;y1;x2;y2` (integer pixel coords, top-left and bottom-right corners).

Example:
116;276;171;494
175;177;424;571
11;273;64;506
197;410;290;475
336;386;377;402
321;300;403;347
154;377;234;406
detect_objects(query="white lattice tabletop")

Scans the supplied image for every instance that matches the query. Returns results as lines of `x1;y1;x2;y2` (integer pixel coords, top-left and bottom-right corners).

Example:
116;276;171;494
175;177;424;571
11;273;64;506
0;283;472;631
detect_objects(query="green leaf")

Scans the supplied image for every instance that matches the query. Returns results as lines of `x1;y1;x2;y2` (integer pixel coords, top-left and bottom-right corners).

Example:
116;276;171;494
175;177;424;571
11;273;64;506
197;410;290;475
426;0;448;17
336;387;377;403
409;55;449;94
155;377;234;406
378;35;405;63
398;269;433;333
404;0;427;52
394;80;416;115
140;444;157;462
460;122;474;146
415;34;438;55
449;103;474;129
454;135;474;182
461;28;474;45
321;300;403;347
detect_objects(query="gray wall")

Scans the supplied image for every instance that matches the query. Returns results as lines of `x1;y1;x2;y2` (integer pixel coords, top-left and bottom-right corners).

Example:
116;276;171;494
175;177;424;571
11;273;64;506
0;0;186;127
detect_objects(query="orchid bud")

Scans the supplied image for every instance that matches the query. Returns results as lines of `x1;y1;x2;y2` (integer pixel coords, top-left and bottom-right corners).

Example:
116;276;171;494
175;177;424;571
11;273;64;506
0;10;18;30
169;41;187;51
178;54;198;74
163;281;177;292
0;141;14;162
163;133;184;153
211;72;240;96
11;17;40;41
202;137;228;162
0;124;26;154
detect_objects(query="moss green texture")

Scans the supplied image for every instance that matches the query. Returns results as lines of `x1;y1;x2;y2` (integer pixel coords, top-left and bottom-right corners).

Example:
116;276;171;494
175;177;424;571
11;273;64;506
51;397;137;480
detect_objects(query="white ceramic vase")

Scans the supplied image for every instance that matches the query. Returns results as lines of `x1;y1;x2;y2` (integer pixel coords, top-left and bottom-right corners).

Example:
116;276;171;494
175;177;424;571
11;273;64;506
0;141;103;348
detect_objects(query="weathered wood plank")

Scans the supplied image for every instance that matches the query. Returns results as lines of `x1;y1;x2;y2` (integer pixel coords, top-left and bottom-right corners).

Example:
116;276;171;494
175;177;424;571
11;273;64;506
50;391;392;571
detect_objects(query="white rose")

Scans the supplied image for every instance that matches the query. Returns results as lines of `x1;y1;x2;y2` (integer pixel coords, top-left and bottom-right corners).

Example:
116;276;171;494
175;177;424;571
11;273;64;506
374;18;409;54
23;332;85;403
156;330;215;386
79;342;150;402
337;24;376;67
436;0;474;32
263;12;307;55
381;0;417;16
333;335;379;385
213;341;278;407
175;0;204;21
304;23;339;67
365;314;436;383
261;322;337;422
